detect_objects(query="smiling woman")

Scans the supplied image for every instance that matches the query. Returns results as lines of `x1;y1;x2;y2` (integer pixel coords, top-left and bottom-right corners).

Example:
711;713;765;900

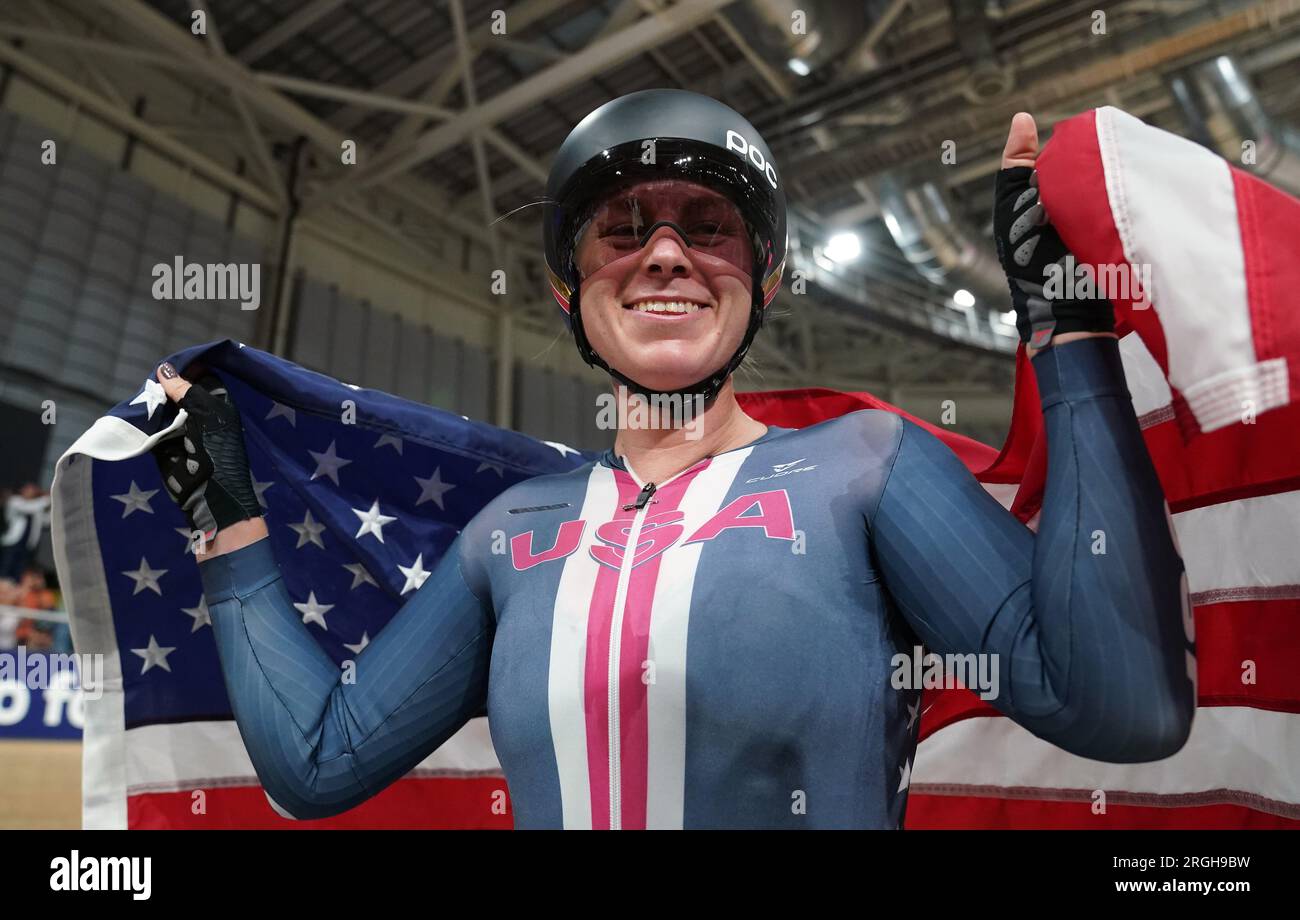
542;89;787;410
137;85;1193;831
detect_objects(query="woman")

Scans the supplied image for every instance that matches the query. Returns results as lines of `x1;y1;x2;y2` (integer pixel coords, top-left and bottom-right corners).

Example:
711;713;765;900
152;90;1193;829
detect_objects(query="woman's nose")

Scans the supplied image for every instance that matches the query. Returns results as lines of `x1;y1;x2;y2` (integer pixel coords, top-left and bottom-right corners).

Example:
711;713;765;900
641;227;693;276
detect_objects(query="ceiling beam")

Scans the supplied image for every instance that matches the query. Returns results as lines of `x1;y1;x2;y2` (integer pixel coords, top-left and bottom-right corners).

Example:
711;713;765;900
0;22;184;68
326;0;740;198
236;0;348;63
79;0;542;254
0;37;279;209
258;72;549;183
189;0;286;206
328;0;572;133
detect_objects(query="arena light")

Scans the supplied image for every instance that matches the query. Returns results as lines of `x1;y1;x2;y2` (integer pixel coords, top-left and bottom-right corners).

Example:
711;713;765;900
953;289;976;309
824;231;862;263
788;58;811;76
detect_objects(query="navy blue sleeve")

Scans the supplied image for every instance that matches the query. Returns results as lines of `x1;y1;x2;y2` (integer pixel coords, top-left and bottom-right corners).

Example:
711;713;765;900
199;534;493;819
870;337;1195;762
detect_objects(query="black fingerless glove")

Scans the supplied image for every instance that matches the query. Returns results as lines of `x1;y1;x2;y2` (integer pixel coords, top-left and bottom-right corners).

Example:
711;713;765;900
153;373;261;539
993;165;1115;348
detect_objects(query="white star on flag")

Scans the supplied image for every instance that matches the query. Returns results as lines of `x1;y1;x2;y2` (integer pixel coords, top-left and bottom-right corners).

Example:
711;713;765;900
288;509;327;550
310;440;352;485
266;402;296;425
293;592;334;630
110;481;159;518
544;440;579;458
414;467;455;509
132;635;176;674
476;461;505;477
352;499;397;543
906;697;920;731
398;554;431;595
898;759;912;793
343;562;378;590
123;558;167;596
344;633;370;655
252;478;274;508
181;596;211;632
374;434;403;453
130;379;167;420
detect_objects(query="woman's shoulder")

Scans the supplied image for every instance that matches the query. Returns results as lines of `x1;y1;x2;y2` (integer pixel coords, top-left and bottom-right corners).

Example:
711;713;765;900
777;408;906;456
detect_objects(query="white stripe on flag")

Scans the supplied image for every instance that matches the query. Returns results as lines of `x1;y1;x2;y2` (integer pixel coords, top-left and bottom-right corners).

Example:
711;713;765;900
51;414;188;829
122;717;500;793
1118;331;1172;419
1098;106;1287;432
1174;489;1300;598
913;706;1300;817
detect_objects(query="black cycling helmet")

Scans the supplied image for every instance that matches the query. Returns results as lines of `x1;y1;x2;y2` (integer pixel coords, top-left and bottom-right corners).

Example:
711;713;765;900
543;89;787;404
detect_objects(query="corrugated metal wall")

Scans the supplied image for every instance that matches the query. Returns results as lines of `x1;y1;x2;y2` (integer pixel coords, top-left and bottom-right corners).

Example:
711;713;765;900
290;275;612;451
290;275;496;426
0;104;613;487
0;108;263;484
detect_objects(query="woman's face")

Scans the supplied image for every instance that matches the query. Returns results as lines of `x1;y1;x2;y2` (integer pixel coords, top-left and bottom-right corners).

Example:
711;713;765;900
575;179;755;393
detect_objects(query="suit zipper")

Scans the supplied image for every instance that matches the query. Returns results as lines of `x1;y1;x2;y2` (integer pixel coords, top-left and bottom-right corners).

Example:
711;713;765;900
608;481;656;829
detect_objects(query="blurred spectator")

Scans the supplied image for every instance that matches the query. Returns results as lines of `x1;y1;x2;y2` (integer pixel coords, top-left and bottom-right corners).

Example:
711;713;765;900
14;567;58;652
0;565;69;653
1;483;51;580
0;576;18;650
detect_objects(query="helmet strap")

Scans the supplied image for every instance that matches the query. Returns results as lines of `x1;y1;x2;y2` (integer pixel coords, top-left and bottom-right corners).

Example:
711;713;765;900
568;276;765;411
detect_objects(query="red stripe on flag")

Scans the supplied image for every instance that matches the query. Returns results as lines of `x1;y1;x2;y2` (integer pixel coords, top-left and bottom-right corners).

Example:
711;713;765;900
1230;166;1300;377
919;594;1300;741
1193;597;1300;712
1037;109;1173;371
904;793;1300;829
1140;413;1300;512
127;777;513;829
916;688;999;744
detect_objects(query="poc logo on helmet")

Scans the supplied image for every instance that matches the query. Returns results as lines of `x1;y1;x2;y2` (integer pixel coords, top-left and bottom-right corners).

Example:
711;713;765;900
725;130;778;191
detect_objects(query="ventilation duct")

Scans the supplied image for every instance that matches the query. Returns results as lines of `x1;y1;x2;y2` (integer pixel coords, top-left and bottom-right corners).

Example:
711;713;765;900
1169;55;1300;196
949;0;1015;103
874;171;1008;304
741;0;868;76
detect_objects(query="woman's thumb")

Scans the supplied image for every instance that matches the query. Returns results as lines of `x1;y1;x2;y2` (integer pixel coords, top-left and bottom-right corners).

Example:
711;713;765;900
1001;111;1040;168
156;363;192;403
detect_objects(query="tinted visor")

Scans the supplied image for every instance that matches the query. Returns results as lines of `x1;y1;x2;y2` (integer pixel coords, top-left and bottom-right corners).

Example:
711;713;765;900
573;179;758;282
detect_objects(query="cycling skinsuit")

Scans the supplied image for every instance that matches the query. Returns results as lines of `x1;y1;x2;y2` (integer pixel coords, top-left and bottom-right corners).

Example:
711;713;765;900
197;337;1196;828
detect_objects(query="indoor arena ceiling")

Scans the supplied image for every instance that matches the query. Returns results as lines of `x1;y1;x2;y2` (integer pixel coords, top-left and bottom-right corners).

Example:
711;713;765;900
4;0;1300;399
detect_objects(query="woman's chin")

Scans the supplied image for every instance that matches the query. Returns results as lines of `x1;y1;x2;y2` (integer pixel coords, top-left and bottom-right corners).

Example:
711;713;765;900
614;355;721;394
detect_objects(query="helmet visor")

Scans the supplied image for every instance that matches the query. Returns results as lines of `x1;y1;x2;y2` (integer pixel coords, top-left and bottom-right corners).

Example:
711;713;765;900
572;179;758;283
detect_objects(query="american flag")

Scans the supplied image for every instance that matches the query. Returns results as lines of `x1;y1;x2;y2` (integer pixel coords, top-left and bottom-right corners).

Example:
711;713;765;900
906;106;1300;829
50;341;591;829
51;106;1300;829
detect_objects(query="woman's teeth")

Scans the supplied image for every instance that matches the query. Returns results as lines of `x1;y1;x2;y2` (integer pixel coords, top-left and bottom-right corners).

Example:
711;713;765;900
630;301;704;314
